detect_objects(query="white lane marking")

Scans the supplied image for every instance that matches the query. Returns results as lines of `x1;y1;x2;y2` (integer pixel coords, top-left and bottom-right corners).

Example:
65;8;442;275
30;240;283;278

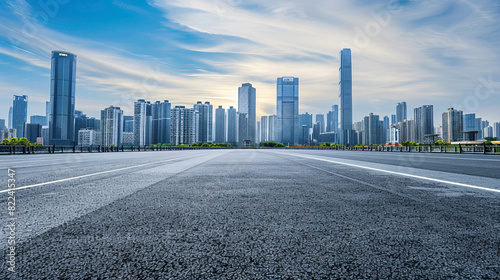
280;153;500;193
303;151;500;162
0;156;195;194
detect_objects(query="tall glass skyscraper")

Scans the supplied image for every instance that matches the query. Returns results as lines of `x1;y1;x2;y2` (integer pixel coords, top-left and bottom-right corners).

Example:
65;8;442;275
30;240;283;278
215;106;226;143
339;48;353;145
49;51;77;145
277;77;299;146
238;83;256;145
227;106;237;146
12;95;28;138
396;102;407;123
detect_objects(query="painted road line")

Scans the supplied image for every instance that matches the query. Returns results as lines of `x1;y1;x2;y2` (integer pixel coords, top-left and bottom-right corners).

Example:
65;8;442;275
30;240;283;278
0;156;196;194
281;153;500;193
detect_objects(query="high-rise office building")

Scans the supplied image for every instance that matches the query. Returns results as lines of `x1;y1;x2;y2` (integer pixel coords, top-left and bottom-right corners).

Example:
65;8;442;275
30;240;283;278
268;115;278;142
256;121;261;145
134;99;152;146
227;106;237;146
13;95;28;138
339;48;354;145
24;123;42;143
476;117;484;140
383;116;390;144
299;113;313;145
483;126;493;138
30;115;47;126
463;113;477;141
277;77;299;145
238;83;256;145
193;101;213;143
45;101;50;126
442;108;463;142
215;106;226;143
100;106;123;146
238;112;248;146
152;100;171;144
171;106;195;146
396;102;407;123
362;113;380;145
49;51;77;145
8;106;13;129
316;114;325;133
326;105;339;134
391;114;396;125
0;119;5;129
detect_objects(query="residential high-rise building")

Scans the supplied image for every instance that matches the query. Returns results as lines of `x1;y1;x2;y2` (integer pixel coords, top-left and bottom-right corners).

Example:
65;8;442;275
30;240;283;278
414;105;434;143
268;115;278;142
316;114;325;133
30;115;47;126
326;105;339;134
24;123;42;143
362;113;381;145
277;77;299;145
100;106;123;146
339;48;354;145
193;101;213;143
13;95;28;138
152;100;171;144
134;99;152;146
8;106;13;129
493;122;500;139
171;106;195;146
74;113;100;141
260;116;268;142
215;106;226;143
123;116;133;133
238;83;256;145
49;51;77;145
227;106;237;146
483;126;493;138
442;108;463;142
396;102;407;123
78;129;98;146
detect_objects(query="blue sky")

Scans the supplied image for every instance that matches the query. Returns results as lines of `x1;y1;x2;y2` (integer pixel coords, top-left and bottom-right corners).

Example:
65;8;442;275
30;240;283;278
1;0;499;125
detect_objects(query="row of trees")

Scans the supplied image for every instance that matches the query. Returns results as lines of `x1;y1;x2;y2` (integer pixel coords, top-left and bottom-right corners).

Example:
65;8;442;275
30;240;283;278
1;137;43;146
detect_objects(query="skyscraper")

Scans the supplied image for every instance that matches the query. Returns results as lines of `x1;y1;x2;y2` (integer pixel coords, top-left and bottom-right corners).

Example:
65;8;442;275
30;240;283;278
396;102;407;123
238;112;248;146
493;122;500;139
30;115;47;126
123;116;133;133
227;106;237;146
45;101;50;126
414;105;434;143
339;48;353;145
152;100;171;144
0;119;5;129
134;99;152;146
100;106;123;146
391;114;396;125
326;105;339;134
463;113;476;141
268;115;278;142
8;106;13;129
24;123;42;143
442;108;463;142
238;83;256;145
12;95;28;138
277;77;299;145
171;106;195;146
316;114;325;133
49;51;77;145
260;116;268;142
193;101;213;143
215;106;226;143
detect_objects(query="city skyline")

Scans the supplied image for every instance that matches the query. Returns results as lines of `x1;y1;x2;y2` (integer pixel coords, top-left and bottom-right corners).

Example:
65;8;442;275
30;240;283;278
0;1;499;124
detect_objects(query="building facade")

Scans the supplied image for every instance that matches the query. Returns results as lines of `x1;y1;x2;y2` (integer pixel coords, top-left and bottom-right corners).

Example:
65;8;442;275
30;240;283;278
277;77;299;146
100;106;123;146
215;106;226;143
238;83;257;145
49;51;77;145
339;48;354;145
171;106;195;146
13;95;28;138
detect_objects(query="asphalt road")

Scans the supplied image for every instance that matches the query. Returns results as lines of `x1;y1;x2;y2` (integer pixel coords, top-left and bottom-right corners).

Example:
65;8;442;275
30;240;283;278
0;150;499;279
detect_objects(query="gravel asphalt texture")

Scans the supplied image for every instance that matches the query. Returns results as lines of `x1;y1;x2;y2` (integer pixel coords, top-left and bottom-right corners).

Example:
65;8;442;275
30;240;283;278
0;150;498;279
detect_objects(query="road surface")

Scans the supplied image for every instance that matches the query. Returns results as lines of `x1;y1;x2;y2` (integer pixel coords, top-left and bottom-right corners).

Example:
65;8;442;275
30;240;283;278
0;150;499;279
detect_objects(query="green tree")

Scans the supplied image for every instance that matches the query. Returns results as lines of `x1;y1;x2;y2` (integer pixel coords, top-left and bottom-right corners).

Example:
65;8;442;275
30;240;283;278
201;143;210;147
320;142;331;147
2;138;10;145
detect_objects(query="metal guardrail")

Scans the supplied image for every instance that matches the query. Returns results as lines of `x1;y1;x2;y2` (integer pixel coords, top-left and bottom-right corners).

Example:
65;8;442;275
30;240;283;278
1;144;499;155
0;145;211;155
305;145;500;154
